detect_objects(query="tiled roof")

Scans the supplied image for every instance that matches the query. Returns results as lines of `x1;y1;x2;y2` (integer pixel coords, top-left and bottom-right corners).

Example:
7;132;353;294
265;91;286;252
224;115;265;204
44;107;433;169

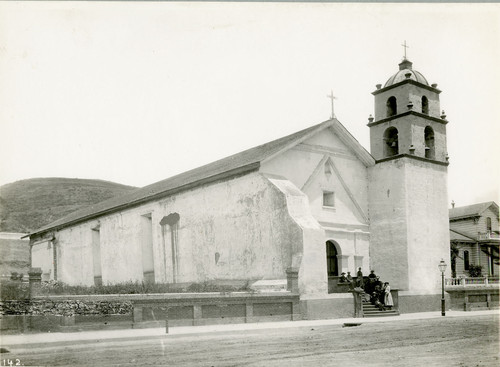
30;119;371;237
449;201;499;220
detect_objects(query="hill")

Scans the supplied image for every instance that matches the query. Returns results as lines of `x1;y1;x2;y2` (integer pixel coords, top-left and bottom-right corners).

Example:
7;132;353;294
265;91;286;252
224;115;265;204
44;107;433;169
0;178;137;233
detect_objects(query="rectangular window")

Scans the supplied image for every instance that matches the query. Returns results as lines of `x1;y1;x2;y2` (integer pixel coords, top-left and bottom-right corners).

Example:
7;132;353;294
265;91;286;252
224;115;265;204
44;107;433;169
323;191;335;207
464;250;470;271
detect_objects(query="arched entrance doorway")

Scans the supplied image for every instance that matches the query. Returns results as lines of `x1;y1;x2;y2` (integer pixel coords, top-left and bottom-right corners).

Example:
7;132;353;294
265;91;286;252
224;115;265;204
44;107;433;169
326;240;339;276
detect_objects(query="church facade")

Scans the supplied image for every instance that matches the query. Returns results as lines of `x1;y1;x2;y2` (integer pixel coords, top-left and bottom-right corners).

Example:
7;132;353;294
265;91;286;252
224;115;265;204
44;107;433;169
29;59;451;316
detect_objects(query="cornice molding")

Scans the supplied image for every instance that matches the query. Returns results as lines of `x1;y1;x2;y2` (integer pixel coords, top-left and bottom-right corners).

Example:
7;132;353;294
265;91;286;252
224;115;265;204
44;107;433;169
367;110;448;127
372;78;441;95
375;154;449;167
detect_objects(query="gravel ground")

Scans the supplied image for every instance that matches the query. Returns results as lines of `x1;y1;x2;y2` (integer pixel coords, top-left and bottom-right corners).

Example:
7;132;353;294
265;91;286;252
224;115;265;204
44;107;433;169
5;314;499;367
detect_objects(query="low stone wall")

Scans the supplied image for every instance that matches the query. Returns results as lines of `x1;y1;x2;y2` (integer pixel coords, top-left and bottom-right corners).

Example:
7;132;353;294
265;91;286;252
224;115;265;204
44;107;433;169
0;292;300;333
398;292;450;314
0;298;133;333
0;299;133;316
446;286;499;311
130;292;301;327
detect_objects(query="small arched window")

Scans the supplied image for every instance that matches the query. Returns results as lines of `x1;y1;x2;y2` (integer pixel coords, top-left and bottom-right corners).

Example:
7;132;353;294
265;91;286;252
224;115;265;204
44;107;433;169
386;96;397;117
487;217;492;232
464;250;470;271
421;96;429;114
384;127;399;157
424;126;435;159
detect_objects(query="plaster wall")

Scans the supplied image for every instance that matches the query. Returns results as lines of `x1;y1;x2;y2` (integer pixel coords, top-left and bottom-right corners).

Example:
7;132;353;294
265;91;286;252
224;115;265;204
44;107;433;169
56;223;101;285
369;157;450;293
261;128;370;279
368;159;409;289
260;145;324;190
261;128;369;228
31;240;54;281
266;176;328;295
52;172;303;286
404;159;450;292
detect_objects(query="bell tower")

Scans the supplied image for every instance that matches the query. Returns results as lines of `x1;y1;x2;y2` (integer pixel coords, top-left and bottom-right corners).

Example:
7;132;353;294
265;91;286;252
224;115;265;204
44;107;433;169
368;58;451;301
368;58;448;163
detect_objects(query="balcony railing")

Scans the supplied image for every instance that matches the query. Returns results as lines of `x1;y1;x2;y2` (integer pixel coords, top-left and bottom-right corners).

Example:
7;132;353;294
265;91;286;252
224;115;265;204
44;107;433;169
478;231;500;241
446;277;499;286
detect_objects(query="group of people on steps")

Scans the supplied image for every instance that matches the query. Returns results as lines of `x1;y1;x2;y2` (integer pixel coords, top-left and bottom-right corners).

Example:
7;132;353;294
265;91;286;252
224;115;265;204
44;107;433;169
339;268;394;310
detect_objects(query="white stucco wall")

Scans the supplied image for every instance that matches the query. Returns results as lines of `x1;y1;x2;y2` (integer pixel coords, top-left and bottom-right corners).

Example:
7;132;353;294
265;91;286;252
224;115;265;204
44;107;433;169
266;175;327;295
369;157;450;293
260;127;371;275
31;240;54;281
52;172;303;286
44;126;372;292
56;223;99;285
405;160;450;292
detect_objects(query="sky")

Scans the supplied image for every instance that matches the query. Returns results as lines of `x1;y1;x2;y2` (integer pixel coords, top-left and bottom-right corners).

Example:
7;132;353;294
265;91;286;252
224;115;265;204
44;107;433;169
0;2;499;207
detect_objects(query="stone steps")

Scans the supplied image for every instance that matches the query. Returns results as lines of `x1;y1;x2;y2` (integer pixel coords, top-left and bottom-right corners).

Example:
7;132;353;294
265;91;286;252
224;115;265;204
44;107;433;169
362;299;399;317
363;309;400;317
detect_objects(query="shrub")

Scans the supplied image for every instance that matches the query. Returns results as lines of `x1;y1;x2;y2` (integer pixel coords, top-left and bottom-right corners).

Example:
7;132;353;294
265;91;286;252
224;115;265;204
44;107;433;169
0;281;30;301
1;279;252;300
26;280;251;296
468;265;483;278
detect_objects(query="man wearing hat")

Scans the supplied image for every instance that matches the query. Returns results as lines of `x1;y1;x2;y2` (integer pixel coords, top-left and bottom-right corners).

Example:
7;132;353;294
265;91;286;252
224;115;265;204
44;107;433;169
339;272;347;283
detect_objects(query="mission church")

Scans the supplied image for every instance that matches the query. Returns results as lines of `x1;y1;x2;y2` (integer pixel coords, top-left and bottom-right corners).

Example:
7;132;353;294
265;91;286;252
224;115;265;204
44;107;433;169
29;57;451;316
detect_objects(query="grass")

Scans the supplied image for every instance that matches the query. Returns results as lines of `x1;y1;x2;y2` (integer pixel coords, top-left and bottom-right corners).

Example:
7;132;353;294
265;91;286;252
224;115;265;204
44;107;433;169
0;177;136;233
1;280;253;301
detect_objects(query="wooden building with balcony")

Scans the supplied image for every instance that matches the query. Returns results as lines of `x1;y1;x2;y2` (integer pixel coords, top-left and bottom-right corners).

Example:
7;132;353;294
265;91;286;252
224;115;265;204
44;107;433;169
449;201;499;278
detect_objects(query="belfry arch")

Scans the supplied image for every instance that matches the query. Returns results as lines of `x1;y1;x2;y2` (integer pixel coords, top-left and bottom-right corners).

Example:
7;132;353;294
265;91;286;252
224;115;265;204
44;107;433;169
383;127;399;157
421;96;429;114
386;96;397;117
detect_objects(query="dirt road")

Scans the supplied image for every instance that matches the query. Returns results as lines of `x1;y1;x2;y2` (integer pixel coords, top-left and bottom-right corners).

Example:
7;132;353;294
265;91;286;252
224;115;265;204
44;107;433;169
5;314;499;366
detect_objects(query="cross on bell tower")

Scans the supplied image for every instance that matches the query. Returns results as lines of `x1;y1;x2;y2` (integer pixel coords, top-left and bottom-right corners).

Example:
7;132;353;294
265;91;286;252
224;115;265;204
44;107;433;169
401;40;409;59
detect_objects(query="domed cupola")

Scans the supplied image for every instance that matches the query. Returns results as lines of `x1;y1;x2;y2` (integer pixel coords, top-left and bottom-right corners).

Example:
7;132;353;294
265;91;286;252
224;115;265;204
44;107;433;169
384;59;429;88
368;58;448;164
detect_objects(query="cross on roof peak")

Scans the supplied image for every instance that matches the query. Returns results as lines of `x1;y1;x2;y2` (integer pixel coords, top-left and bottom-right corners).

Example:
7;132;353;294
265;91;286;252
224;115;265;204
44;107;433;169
402;40;409;60
326;90;337;119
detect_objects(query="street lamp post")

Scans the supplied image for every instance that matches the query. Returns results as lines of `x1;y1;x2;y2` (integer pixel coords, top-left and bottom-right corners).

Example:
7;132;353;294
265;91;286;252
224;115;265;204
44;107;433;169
438;259;447;316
